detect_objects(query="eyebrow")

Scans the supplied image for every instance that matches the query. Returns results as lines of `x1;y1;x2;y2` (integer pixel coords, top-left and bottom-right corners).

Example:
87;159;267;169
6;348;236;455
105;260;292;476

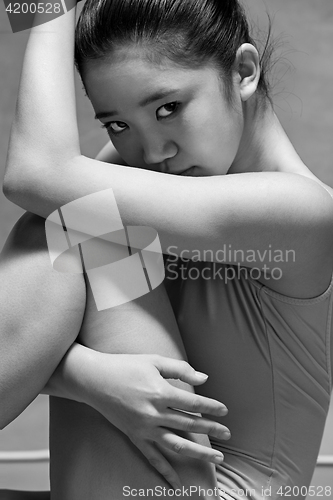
95;88;181;120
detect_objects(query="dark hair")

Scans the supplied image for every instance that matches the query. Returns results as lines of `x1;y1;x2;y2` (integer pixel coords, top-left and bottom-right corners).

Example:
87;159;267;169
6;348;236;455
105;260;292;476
75;0;273;103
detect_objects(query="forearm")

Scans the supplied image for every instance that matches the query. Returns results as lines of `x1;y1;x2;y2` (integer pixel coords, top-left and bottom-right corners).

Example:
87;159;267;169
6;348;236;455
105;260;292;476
3;3;192;224
4;4;80;214
41;342;95;404
41;278;196;416
44;281;224;494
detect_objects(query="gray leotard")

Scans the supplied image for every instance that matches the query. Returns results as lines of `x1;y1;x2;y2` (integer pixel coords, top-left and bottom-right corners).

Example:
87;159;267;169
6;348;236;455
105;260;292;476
164;198;333;500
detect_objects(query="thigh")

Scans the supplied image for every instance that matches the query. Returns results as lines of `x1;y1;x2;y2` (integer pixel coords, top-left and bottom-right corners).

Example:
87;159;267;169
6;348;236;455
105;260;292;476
0;213;86;500
50;281;219;499
0;211;86;416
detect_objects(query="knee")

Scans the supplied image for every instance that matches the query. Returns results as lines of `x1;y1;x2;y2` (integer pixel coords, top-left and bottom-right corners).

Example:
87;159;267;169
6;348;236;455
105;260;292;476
1;212;86;346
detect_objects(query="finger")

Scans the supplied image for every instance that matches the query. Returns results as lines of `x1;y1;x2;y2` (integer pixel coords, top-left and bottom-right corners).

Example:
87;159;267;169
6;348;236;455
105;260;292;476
159;430;225;465
153;356;210;386
135;440;182;491
161;409;231;440
166;388;228;417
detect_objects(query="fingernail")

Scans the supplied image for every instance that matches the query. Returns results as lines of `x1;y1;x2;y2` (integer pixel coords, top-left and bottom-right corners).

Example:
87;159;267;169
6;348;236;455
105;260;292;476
195;371;208;379
222;431;231;440
213;454;224;464
219;406;228;416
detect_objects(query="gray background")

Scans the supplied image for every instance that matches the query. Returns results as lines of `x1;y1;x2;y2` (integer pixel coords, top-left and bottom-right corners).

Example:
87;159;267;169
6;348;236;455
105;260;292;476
0;0;332;494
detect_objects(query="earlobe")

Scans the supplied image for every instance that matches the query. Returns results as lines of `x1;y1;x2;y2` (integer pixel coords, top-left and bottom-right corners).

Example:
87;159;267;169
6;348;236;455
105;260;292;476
235;43;260;102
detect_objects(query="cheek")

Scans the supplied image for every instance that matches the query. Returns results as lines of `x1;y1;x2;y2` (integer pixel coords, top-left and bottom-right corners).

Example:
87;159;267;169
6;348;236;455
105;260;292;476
188;112;241;168
183;98;241;164
212;107;243;161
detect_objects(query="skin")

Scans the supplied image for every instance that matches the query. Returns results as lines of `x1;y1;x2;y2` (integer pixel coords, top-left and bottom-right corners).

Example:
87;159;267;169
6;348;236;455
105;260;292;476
81;40;333;382
84;45;250;177
83;43;304;179
5;10;332;298
2;8;333;497
83;43;333;299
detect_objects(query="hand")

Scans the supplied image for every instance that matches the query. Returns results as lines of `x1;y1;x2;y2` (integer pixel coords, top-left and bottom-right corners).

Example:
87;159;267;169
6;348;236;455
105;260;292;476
84;353;230;489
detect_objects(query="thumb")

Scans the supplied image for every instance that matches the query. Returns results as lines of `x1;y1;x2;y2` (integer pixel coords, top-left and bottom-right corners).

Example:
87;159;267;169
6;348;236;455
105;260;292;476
153;356;209;386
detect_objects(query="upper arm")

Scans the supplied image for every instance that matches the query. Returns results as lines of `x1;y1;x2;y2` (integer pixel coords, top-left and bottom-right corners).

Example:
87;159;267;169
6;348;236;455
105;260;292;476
212;173;333;296
213;173;333;269
4;154;333;288
0;212;86;427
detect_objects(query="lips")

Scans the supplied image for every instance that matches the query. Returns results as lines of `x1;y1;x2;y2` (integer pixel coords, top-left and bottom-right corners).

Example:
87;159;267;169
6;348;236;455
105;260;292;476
177;166;196;176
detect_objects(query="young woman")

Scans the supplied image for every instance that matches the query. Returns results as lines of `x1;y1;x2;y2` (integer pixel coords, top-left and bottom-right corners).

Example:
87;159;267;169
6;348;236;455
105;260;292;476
2;0;333;499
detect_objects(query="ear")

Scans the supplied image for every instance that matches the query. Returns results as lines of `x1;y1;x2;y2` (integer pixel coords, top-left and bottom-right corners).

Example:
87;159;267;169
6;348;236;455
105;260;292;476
234;43;260;102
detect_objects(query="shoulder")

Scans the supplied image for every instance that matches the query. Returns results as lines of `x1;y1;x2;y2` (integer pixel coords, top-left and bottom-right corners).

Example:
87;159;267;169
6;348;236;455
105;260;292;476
288;175;333;245
257;177;333;298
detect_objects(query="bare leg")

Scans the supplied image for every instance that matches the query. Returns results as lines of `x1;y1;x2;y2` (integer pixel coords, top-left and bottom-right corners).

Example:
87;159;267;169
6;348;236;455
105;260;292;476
50;280;219;499
1;214;218;499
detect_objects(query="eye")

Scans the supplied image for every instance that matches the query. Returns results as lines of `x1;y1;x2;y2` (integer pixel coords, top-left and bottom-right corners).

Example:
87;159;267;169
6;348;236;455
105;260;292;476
101;121;128;135
156;101;180;119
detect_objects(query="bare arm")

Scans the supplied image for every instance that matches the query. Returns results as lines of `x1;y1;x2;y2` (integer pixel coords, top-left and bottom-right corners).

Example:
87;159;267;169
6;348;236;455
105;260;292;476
2;2;331;427
0;212;228;489
3;7;333;293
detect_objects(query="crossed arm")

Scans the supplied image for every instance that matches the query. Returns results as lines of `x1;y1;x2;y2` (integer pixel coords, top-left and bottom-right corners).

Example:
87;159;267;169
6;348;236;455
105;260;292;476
2;3;333;492
3;8;333;300
0;211;230;492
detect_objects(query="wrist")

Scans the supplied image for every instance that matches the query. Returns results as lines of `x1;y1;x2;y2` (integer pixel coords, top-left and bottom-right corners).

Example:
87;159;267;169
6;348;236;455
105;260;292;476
67;343;99;405
47;342;98;406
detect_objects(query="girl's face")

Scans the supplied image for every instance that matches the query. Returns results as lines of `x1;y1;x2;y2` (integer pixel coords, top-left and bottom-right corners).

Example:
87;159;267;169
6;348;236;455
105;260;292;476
84;47;245;177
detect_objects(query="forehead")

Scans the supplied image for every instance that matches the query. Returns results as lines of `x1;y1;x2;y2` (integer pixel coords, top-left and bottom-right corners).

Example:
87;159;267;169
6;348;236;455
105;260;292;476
83;47;223;113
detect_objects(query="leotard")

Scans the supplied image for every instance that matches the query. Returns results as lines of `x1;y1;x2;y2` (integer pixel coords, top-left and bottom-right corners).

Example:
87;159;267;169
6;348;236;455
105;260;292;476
164;186;333;500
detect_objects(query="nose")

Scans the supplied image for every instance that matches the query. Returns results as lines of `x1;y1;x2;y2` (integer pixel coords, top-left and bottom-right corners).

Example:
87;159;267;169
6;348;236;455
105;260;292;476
141;132;178;167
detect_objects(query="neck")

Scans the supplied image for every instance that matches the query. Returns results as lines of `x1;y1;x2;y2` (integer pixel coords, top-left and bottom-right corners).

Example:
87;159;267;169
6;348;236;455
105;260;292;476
228;96;306;176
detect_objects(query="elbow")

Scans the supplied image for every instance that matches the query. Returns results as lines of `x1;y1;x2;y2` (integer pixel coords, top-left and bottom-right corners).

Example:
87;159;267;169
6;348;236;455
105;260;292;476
2;163;13;198
2;157;28;207
3;124;63;210
2;175;17;204
2;174;28;213
3;137;52;213
2;160;46;216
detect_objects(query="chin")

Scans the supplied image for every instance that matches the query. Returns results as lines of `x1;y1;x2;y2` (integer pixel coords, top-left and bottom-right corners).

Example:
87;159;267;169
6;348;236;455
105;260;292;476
179;166;202;176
